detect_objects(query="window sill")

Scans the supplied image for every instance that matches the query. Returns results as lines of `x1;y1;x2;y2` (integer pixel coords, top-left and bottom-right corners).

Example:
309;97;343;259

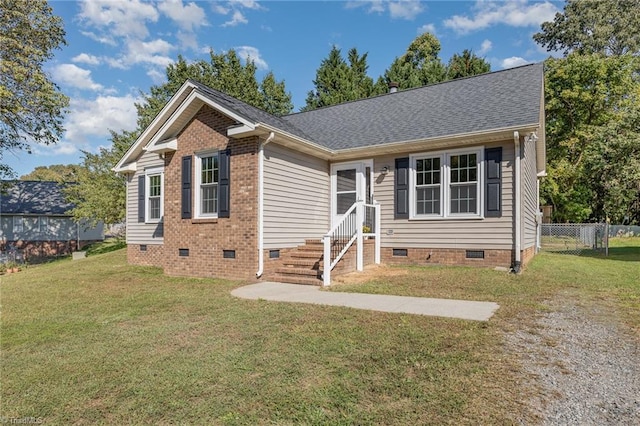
191;218;218;224
409;215;484;221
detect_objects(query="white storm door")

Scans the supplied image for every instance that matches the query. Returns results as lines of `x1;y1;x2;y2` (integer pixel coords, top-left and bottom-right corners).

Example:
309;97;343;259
330;160;372;227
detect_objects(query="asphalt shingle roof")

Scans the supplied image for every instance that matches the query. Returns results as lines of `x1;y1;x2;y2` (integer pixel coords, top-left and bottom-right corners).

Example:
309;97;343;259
281;63;543;150
0;181;74;215
187;80;314;140
186;63;542;152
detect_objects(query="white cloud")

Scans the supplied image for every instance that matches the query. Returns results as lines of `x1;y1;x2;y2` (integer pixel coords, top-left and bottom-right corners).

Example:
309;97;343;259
78;0;159;40
51;64;104;91
158;0;207;31
105;38;174;69
230;0;262;10
222;10;248;27
147;69;166;84
478;39;493;55
33;141;80;156
444;0;559;34
501;56;531;69
389;1;424;20
235;46;268;70
418;23;436;35
346;0;422;19
79;30;117;46
72;53;101;66
64;95;140;143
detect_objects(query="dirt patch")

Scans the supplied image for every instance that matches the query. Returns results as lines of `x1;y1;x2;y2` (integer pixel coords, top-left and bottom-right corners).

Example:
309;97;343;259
331;264;408;285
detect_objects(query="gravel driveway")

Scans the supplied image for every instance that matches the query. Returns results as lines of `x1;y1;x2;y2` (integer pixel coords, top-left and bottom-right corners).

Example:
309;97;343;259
507;300;640;425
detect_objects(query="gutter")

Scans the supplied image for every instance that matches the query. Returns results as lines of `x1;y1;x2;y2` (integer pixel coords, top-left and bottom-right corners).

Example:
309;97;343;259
513;131;522;273
256;131;275;279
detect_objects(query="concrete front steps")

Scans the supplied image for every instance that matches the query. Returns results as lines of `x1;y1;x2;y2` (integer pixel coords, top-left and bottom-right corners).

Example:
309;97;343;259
272;240;324;286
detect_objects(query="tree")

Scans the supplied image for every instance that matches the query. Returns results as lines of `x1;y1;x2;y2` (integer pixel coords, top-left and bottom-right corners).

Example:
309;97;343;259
541;53;640;223
67;51;293;225
20;164;79;182
303;46;379;111
0;0;69;179
64;131;133;226
381;33;447;90
446;49;491;80
534;0;640;56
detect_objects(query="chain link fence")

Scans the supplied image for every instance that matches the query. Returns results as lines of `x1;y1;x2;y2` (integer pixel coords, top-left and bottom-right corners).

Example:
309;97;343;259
540;223;608;255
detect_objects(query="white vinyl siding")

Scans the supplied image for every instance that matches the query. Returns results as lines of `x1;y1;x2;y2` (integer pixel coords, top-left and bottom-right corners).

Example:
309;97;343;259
375;142;514;250
0;215;103;242
126;151;165;244
263;143;330;249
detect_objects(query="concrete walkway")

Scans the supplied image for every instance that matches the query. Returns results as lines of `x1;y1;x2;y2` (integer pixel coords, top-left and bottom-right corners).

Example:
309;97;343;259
231;282;499;321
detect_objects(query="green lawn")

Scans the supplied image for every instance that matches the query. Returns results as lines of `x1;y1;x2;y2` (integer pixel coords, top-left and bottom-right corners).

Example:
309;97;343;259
1;238;638;424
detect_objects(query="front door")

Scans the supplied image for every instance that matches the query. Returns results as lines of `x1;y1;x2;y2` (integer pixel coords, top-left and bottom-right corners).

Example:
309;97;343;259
331;160;373;227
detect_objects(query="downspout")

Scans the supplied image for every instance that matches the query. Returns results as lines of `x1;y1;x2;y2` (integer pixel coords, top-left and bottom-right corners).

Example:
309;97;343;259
256;131;275;279
513;131;522;273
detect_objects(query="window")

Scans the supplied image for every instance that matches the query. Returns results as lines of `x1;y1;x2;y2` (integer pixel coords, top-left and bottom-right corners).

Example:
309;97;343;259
449;153;478;214
195;152;219;218
39;216;48;233
415;156;441;215
146;168;164;222
13;216;24;233
411;149;482;219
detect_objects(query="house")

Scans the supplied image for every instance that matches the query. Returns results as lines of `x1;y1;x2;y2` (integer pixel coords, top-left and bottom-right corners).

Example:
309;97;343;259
114;63;545;285
0;181;104;260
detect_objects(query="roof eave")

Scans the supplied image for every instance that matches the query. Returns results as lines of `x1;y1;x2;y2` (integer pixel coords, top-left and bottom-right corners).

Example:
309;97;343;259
329;124;541;161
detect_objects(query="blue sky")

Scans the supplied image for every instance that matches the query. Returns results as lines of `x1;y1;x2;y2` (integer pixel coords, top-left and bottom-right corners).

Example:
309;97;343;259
12;0;562;177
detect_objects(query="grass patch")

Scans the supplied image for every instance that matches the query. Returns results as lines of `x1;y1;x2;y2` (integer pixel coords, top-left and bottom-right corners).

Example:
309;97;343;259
84;237;127;256
1;240;638;424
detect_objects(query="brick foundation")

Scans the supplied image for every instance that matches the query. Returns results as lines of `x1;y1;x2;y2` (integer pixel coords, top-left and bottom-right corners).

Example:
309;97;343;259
2;240;99;262
521;244;536;266
127;244;165;267
381;247;514;268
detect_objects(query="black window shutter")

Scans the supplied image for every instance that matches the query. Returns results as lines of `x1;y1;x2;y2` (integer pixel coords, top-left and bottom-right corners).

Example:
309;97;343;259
181;155;192;219
138;175;145;223
395;157;409;219
218;148;231;218
485;147;502;217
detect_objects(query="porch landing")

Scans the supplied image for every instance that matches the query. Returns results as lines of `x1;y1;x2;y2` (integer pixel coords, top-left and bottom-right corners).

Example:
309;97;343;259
231;282;499;321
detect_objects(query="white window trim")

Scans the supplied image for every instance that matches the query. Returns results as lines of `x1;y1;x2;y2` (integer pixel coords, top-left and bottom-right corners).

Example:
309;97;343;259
194;150;219;219
13;216;24;233
409;147;484;220
145;167;164;223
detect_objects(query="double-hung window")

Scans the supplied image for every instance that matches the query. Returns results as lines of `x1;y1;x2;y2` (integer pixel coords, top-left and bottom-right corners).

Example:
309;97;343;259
146;168;164;222
195;152;219;218
449;153;478;215
411;148;482;219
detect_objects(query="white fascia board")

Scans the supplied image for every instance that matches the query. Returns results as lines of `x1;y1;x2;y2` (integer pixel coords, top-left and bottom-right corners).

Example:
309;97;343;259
113;162;137;173
146;137;178;153
331;124;540;161
113;80;198;173
145;91;256;151
256;123;334;159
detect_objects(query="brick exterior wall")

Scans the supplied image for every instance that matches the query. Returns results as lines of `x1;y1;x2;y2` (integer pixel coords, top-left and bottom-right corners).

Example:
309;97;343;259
2;239;98;262
127;243;165;267
521;245;536;266
161;105;260;281
382;247;513;268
